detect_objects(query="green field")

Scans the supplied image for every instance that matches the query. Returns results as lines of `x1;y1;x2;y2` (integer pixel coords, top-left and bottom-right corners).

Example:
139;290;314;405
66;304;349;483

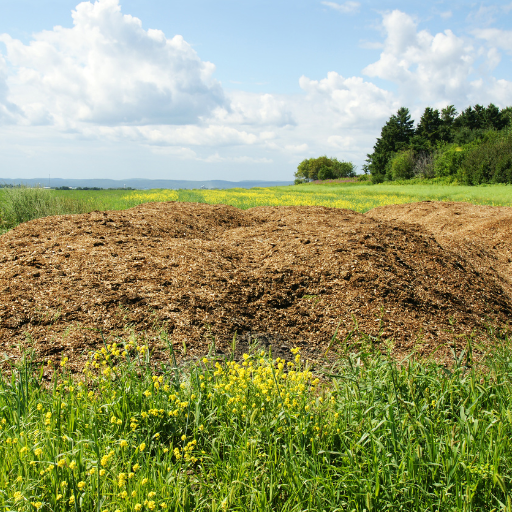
51;181;512;212
1;181;511;233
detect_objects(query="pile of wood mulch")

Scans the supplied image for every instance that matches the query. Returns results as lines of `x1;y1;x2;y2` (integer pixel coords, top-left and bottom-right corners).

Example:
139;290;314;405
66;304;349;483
1;200;511;370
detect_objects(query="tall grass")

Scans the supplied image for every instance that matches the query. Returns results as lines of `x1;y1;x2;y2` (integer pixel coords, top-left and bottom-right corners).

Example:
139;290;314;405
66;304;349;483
0;186;93;232
2;332;512;511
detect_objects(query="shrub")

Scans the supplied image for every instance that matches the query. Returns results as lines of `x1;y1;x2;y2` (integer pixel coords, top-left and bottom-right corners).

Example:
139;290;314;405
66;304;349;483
389;149;415;180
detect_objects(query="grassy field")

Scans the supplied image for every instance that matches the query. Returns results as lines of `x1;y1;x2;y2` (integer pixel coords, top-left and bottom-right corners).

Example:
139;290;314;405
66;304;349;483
50;181;512;212
3;333;512;512
1;181;511;233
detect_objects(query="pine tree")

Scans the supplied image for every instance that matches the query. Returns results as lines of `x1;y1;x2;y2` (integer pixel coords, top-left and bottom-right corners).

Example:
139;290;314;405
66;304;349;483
364;107;415;182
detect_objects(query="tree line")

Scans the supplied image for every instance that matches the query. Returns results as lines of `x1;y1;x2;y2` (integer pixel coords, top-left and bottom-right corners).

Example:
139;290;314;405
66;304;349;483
363;104;512;184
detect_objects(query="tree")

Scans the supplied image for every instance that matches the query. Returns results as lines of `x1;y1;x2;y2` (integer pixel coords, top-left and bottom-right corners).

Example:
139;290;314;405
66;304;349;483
294;156;356;183
364;107;415;182
415;107;443;147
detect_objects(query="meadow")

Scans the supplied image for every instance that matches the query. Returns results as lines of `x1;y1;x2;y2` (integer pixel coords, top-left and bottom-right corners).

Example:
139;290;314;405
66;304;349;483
1;181;511;232
52;181;512;213
2;182;512;510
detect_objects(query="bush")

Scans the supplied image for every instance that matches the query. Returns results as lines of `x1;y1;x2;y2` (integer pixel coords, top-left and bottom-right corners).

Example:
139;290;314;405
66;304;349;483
389;149;415;180
457;130;512;184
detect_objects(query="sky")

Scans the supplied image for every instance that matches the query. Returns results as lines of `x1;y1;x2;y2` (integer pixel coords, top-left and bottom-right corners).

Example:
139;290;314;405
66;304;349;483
0;0;512;181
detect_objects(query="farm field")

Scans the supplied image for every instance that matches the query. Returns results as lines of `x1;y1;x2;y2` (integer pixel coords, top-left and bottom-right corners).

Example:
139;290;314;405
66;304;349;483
1;184;512;510
44;181;512;212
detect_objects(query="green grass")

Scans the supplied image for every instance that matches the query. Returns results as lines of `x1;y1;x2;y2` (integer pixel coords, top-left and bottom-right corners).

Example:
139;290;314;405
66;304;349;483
49;181;512;211
2;332;512;511
1;181;511;233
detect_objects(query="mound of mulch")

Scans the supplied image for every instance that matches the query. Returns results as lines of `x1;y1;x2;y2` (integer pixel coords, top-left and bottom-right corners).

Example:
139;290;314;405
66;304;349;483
0;201;511;369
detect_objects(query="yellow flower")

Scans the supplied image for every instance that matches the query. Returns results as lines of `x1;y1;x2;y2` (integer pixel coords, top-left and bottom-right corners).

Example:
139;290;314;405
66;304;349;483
100;469;106;476
133;464;140;472
13;491;22;502
148;501;156;510
120;440;128;448
56;494;62;501
69;460;77;470
160;504;168;509
36;403;43;411
31;502;42;509
148;492;156;499
20;446;28;455
139;442;146;451
57;459;66;468
181;435;186;441
89;467;96;475
78;481;86;490
34;448;43;457
135;505;142;511
141;478;148;485
144;390;152;397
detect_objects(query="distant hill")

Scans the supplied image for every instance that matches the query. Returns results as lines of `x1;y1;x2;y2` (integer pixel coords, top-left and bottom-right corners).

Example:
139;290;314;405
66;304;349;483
0;178;294;189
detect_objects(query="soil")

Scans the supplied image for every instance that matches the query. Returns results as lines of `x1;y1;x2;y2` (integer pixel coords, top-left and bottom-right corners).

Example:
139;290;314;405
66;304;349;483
1;200;511;370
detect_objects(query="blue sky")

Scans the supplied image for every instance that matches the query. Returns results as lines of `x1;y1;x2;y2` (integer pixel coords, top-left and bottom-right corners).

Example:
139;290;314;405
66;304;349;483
0;0;511;181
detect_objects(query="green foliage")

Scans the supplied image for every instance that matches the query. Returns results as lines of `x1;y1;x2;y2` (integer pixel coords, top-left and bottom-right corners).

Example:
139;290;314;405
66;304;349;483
295;156;356;183
366;103;512;184
364;107;415;182
433;144;468;178
457;129;512;184
389;149;415;180
4;332;512;510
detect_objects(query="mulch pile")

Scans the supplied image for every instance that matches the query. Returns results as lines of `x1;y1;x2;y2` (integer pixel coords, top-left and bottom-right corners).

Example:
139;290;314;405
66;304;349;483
1;201;511;369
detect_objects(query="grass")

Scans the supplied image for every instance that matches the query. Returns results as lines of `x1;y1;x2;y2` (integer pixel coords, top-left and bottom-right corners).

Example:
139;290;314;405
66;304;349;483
2;332;512;511
1;181;511;233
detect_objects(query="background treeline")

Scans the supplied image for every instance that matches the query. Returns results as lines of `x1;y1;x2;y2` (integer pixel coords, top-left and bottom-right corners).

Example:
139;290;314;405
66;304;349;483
364;104;512;184
294;156;357;184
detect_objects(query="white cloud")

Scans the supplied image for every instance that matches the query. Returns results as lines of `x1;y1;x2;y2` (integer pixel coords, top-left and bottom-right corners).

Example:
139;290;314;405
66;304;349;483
363;10;482;105
440;11;452;20
212;91;295;127
0;0;225;127
299;71;398;129
473;28;512;55
0;54;21;123
321;1;360;14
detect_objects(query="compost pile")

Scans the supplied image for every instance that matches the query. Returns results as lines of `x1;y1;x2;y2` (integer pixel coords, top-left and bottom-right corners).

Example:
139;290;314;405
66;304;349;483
1;201;511;369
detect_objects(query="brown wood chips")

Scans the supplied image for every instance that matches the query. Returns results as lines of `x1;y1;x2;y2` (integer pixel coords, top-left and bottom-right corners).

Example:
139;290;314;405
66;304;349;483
1;201;511;368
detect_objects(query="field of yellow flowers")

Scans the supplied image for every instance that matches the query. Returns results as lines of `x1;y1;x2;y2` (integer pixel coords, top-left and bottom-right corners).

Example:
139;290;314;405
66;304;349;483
47;181;512;214
3;331;512;511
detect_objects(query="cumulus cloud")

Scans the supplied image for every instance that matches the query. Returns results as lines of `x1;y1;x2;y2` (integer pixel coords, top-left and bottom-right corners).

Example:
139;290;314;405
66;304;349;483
321;1;360;14
0;0;225;127
363;10;500;106
474;28;512;55
299;71;398;129
212;91;295;127
0;54;21;123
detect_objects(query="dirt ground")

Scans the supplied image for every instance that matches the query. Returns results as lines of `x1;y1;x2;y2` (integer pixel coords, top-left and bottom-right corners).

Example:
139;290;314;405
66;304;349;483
1;200;511;370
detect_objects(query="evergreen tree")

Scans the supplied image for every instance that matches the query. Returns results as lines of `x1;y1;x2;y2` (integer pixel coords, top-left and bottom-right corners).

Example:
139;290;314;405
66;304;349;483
414;107;443;148
364;107;415;182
